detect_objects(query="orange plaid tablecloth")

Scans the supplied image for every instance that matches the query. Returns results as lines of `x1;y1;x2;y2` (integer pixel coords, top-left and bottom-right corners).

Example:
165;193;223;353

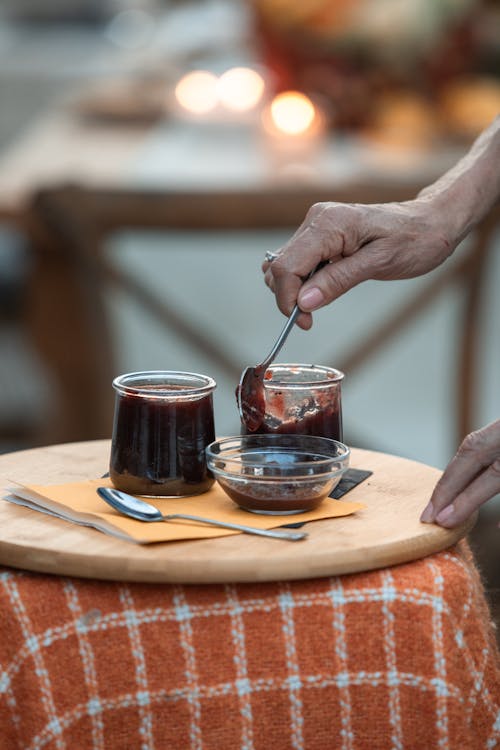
0;541;498;750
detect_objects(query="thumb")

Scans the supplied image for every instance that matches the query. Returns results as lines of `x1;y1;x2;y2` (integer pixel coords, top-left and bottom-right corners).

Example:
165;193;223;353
298;253;370;311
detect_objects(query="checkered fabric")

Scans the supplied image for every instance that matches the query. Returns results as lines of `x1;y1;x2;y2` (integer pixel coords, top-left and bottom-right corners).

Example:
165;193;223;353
0;541;498;750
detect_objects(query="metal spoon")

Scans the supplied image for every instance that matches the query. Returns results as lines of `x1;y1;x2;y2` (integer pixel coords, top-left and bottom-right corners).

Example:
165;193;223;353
237;262;326;431
97;487;308;541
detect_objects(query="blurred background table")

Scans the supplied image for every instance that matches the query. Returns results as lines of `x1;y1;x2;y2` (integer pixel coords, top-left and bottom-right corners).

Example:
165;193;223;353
0;97;498;449
0;0;499;453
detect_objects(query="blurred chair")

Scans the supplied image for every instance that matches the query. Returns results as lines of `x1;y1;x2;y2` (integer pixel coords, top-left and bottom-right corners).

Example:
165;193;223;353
0;230;39;450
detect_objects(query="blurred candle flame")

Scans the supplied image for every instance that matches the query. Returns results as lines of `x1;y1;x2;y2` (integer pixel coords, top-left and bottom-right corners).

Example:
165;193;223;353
175;71;218;114
269;91;317;135
216;67;265;112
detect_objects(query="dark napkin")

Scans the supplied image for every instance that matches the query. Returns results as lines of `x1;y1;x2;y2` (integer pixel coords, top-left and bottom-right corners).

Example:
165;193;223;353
282;468;372;529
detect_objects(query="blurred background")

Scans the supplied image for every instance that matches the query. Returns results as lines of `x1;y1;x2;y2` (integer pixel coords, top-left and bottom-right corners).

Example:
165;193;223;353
0;0;498;620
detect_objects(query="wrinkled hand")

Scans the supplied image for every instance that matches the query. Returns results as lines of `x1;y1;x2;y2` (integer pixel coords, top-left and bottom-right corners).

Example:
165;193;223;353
263;198;456;329
420;419;500;528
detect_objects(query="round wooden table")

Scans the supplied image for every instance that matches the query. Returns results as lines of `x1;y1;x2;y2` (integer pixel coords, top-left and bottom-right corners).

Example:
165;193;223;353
0;440;473;583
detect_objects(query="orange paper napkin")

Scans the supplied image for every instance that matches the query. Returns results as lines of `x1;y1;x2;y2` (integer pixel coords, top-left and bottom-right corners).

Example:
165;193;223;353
7;478;364;544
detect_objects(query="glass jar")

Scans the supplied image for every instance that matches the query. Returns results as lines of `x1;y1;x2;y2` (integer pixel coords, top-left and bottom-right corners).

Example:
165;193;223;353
110;370;216;497
242;363;343;440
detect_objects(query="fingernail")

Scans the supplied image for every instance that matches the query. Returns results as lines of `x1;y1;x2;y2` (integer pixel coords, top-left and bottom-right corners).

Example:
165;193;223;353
299;287;324;311
436;504;455;526
420;501;435;523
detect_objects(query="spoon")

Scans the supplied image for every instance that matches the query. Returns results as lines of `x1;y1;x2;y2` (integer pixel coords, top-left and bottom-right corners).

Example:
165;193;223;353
237;262;326;431
97;487;308;541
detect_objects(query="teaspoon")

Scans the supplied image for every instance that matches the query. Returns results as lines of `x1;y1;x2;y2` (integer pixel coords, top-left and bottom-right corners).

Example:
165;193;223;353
237;261;326;431
97;487;308;541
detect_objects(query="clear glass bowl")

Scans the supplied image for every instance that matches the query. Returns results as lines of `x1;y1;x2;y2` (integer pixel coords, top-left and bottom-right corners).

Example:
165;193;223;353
206;434;349;515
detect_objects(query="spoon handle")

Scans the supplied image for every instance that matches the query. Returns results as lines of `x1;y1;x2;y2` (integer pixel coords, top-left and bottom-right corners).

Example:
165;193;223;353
163;513;307;541
260;304;301;370
260;261;326;370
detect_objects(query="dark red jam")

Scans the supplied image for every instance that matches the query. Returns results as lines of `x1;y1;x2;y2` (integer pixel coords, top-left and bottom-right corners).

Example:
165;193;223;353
242;388;343;441
110;384;215;496
250;399;342;440
239;365;343;441
218;477;332;514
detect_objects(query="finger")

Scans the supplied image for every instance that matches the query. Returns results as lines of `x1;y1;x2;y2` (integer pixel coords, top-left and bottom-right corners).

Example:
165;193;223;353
420;420;500;523
274;208;332;271
264;267;275;290
271;207;348;284
433;460;500;527
262;256;280;274
271;256;310;317
297;251;372;311
427;422;500;515
265;203;367;319
263;263;313;328
262;252;314;330
266;207;360;315
295;310;313;330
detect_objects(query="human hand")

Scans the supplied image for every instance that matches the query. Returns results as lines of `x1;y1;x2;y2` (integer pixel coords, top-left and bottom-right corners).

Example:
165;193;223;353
420;419;500;528
263;198;456;329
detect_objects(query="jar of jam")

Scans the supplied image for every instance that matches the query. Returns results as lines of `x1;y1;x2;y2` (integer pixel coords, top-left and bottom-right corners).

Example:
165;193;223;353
110;370;216;497
242;363;343;440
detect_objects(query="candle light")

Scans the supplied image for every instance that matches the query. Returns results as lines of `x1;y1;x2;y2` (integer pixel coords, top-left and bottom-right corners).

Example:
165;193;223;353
216;67;265;112
263;90;324;137
173;67;266;124
270;91;315;134
260;90;327;180
174;70;218;115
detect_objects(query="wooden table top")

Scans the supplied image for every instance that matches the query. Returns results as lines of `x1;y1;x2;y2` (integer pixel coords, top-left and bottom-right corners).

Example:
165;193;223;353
0;440;474;583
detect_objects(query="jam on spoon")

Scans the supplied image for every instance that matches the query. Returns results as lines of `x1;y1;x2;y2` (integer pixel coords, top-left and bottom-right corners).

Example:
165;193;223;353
237;365;266;432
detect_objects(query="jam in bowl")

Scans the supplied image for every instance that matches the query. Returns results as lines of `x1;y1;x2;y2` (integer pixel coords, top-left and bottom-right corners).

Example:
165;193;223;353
206;434;349;514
